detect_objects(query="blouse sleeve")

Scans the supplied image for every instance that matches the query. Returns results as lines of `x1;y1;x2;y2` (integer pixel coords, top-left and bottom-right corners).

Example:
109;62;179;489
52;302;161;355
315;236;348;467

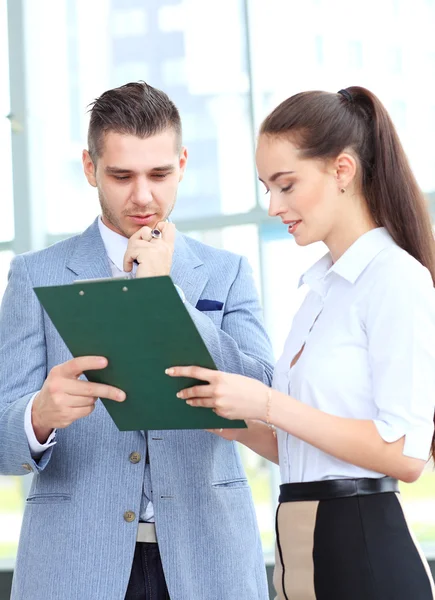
366;257;435;460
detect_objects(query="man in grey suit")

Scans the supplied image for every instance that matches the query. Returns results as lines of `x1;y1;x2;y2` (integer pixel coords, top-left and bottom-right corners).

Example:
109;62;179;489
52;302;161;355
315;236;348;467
0;82;274;599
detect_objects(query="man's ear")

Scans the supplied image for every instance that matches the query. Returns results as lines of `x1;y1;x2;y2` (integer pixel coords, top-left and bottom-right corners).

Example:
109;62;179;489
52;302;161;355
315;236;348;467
178;146;188;182
82;149;97;187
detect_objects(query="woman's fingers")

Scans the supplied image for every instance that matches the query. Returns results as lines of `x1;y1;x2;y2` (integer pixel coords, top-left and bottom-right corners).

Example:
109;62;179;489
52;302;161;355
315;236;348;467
185;397;216;408
165;365;218;383
168;366;230;411
176;384;213;399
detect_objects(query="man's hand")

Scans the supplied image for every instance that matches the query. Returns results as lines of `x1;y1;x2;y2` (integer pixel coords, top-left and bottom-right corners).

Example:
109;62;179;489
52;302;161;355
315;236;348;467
123;221;176;278
32;356;126;444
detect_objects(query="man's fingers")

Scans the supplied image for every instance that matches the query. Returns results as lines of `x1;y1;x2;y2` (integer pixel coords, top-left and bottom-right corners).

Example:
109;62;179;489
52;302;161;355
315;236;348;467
70;405;97;422
62;379;126;402
129;222;174;242
123;250;136;272
155;220;169;233
129;226;152;241
58;356;108;379
123;225;152;271
64;395;98;408
158;221;176;244
123;240;151;271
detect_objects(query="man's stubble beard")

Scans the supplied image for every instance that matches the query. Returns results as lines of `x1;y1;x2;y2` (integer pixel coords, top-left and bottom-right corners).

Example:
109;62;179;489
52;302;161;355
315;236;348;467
98;188;177;239
98;189;128;238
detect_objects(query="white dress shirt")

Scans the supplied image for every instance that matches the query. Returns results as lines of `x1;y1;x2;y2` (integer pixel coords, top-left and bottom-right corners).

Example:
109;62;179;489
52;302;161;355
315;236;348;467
273;227;435;484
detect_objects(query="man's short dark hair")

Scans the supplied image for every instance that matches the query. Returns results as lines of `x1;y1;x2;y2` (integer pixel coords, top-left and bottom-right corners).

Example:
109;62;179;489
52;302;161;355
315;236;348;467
87;81;182;162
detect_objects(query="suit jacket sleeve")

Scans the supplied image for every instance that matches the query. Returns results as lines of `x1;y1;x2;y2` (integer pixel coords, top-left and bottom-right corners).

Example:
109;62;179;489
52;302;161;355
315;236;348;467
0;255;54;475
184;256;274;383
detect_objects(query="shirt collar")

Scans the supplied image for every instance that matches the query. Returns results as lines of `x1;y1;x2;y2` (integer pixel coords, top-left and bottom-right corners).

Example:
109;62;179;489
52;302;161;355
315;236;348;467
97;217;129;273
299;227;396;290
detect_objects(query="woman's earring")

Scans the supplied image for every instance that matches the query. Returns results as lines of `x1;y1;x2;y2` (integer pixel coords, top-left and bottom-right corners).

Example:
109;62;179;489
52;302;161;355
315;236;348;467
340;188;346;194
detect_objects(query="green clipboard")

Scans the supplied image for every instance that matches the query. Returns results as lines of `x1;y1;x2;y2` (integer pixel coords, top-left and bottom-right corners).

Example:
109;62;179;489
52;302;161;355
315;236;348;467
34;276;246;431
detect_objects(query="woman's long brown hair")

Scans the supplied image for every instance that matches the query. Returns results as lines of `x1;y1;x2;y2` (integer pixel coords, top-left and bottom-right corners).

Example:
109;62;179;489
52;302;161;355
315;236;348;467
261;86;435;460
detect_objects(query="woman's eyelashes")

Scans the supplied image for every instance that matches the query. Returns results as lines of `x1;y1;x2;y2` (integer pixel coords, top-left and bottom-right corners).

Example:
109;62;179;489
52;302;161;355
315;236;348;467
262;182;293;194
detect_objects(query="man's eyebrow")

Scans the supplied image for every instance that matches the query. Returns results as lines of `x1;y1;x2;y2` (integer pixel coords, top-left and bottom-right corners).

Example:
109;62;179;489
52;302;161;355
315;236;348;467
105;165;176;175
105;166;133;174
150;164;176;172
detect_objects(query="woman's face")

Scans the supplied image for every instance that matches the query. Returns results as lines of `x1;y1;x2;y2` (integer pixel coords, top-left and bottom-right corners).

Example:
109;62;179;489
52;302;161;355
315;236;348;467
256;134;345;247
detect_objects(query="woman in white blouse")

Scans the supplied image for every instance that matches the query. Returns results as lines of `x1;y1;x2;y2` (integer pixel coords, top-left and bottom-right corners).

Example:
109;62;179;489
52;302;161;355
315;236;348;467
167;87;435;599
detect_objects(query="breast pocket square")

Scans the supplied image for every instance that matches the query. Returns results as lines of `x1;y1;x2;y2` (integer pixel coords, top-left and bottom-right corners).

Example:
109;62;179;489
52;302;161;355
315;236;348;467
195;299;224;311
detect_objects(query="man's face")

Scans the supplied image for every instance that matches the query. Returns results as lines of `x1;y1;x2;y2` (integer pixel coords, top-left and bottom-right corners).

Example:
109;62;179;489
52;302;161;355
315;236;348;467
83;129;187;238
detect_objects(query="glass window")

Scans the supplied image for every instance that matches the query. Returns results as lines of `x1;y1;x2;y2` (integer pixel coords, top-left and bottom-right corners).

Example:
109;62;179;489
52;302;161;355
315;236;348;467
0;118;14;243
0;251;13;299
238;445;277;557
401;462;435;558
250;0;435;199
0;477;24;570
24;0;255;237
184;224;261;296
348;40;363;70
0;0;14;242
260;225;326;356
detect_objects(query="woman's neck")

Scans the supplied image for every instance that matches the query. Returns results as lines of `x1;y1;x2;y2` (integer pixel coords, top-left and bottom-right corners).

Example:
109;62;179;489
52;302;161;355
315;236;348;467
325;198;377;263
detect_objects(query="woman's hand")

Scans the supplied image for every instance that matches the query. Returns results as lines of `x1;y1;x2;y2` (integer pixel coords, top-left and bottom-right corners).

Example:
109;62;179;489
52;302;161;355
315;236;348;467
206;428;245;441
165;366;269;422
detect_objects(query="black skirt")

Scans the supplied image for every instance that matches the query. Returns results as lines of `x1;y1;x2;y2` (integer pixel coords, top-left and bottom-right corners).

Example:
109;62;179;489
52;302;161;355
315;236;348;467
274;477;435;600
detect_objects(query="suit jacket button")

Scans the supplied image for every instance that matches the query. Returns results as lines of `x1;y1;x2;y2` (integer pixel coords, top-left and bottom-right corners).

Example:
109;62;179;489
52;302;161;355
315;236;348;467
124;511;136;523
22;463;33;472
129;452;141;464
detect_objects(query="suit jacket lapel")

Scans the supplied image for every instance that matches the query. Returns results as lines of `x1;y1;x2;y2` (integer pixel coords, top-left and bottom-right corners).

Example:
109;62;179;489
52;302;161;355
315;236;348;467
171;232;208;308
66;218;112;280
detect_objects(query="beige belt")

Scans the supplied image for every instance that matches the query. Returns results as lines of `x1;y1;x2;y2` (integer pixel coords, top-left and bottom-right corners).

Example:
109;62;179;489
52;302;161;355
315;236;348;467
136;522;157;543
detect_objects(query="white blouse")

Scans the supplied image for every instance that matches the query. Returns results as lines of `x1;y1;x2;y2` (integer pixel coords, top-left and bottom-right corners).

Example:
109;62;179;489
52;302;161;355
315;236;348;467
273;227;435;484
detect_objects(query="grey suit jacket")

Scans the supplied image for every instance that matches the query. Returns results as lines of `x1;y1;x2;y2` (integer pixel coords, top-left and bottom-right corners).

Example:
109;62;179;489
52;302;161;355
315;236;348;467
0;218;274;600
